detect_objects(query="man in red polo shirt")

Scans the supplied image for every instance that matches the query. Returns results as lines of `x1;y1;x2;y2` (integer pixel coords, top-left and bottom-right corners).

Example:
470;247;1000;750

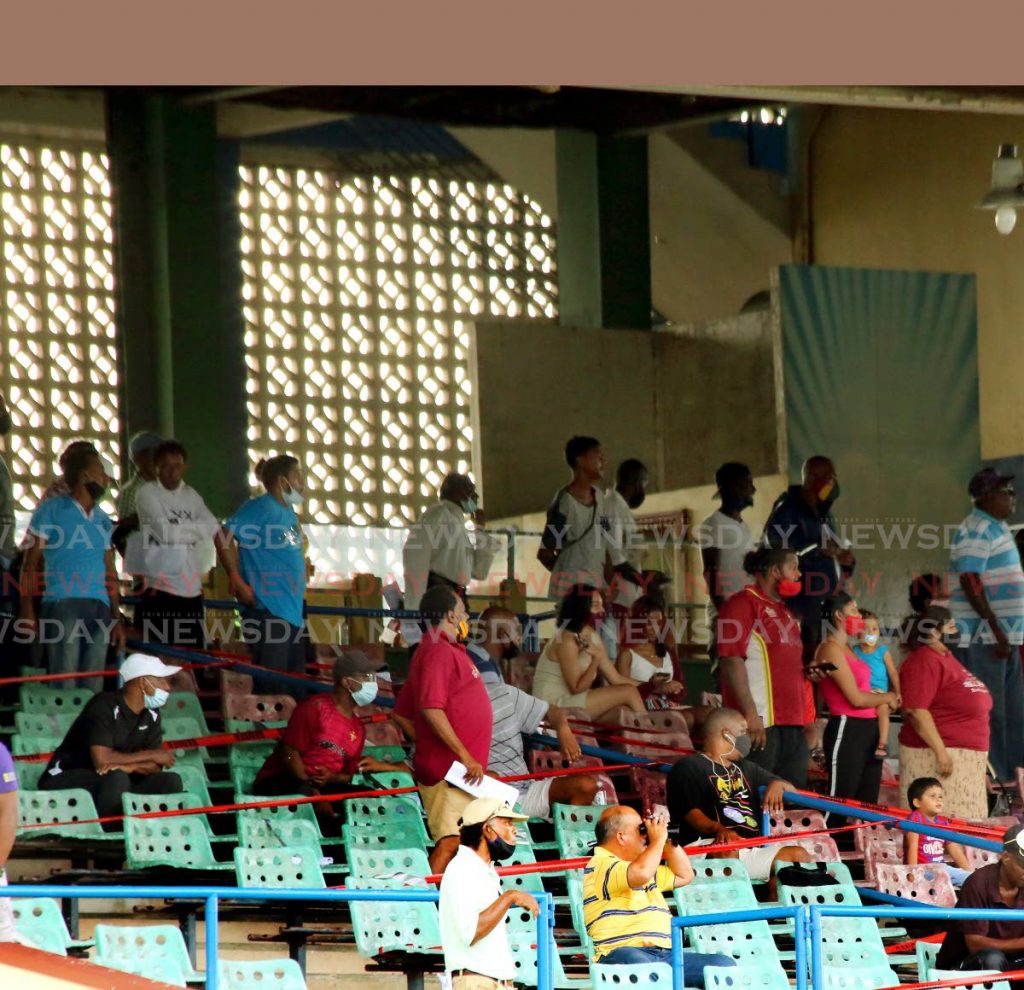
717;546;813;787
394;584;493;873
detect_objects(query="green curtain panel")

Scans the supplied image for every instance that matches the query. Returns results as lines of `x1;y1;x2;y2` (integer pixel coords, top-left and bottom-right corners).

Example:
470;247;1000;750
778;264;980;623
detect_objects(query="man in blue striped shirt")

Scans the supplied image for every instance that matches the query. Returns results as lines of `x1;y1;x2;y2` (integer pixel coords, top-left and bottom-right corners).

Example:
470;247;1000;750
949;467;1024;781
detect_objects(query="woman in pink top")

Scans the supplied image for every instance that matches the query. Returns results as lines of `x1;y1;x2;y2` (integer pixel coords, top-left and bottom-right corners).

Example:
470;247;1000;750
812;592;898;828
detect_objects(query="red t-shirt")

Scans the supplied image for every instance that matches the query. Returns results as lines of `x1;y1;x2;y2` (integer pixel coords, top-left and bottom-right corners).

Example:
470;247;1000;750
899;645;992;752
717;586;808;727
394;633;493;786
255;693;366;784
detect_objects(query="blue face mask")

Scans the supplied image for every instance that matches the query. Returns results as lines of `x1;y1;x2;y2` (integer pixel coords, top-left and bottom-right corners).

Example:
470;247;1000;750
350;680;379;707
462;497;478;515
144;686;169;710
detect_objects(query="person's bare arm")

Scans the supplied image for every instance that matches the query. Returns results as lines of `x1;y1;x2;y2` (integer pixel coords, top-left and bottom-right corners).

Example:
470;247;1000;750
422;709;483;783
18;539;44;628
471;891;539;943
905;831;920;865
702;546;725;610
543;704;582;763
554;635;600;694
216;533;256;606
391;712;415;741
593;638;640;687
901;709;953;776
683;808;741;844
280;744;310;783
946;841;971;871
90;744;173;773
0;791;16;866
965;932;1024;954
105;549;126;650
615;646;632;678
626;818;668;888
665;840;695;888
817;644;896;709
959;572;1010;657
883;651;901;701
718;655;766;749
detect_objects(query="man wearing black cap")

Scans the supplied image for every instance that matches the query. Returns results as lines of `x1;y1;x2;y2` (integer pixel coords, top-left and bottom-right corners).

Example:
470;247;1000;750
936;823;1024;972
949;467;1024;781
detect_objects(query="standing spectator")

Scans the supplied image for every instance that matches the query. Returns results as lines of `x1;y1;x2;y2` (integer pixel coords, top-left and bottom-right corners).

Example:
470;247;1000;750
531;585;647;720
905;777;973;886
221;455;309;692
20;445;125;690
899;606;993;819
438;798;538;990
34;439;99;507
812;593;897;827
935;824;1024;973
717;547;813;786
583;805;734;986
393;585;492;874
699;462;757;613
667;707;810;892
253;651;406;822
948;467;1024;781
112;430;162;552
764;455;855;659
467;606;598;815
134;440;225;646
604;459;650;652
39;653;183;823
0;741;17;942
538;436;625;603
402;472;498;644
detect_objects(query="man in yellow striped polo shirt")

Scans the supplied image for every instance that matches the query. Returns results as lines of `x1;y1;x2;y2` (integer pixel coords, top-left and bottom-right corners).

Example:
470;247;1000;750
583;806;735;985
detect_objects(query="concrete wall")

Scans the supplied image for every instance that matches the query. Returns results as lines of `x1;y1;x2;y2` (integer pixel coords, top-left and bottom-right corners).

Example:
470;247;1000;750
809;106;1024;460
473;312;779;521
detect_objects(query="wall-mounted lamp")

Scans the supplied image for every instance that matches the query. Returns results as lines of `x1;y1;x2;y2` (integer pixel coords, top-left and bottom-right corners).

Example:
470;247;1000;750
977;144;1024;235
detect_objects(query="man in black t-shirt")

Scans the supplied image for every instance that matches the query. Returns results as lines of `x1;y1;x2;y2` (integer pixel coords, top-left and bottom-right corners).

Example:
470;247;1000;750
40;653;183;825
936;823;1024;972
667;707;809;886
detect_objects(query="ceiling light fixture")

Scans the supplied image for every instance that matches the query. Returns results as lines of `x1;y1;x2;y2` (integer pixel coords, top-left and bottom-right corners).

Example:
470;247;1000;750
977;144;1024;235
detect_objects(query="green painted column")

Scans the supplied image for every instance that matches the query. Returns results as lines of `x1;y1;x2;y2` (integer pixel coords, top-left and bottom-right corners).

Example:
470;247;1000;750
106;93;248;516
555;130;652;330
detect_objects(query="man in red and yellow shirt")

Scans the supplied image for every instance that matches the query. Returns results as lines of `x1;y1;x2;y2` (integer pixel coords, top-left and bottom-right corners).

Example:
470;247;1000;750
394;584;493;874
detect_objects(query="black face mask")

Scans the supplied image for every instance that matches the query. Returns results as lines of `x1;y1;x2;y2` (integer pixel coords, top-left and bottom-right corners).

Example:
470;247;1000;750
627;491;646;510
84;481;105;500
722;493;754;512
485;833;516;862
501;641;520;662
941;631;961;648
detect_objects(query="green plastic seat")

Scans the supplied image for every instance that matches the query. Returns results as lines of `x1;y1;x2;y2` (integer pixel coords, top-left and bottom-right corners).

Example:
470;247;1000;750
12;898;94;955
552;802;602;858
691;859;752;884
778;878;863;911
498;833;547;895
239;815;322;850
341;822;427;860
234;845;326;889
14;711;76;738
773;859;854;886
225;718;289;734
917;940;941;980
930;971;1010;990
93;922;203;985
347;875;442;957
566;870;595;959
820;941;893;969
124;813;232;870
822;965;902;990
122;790;228;841
19;686;94;714
704;965;790;990
165;692;211;735
345;794;426;832
674;878;757;916
12;760;45;789
591;962;673;990
688;923;781;965
218;958;307;990
351;768;416;792
229;741;276;770
508;931;577;988
230;765;261;795
235;793;323;837
346;845;430;878
362;744;408;764
11;734;61;757
18;788;118;839
161;716;208;760
174;764;212;806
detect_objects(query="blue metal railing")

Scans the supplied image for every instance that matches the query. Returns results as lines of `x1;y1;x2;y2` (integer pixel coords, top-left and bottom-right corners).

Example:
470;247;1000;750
3;884;556;990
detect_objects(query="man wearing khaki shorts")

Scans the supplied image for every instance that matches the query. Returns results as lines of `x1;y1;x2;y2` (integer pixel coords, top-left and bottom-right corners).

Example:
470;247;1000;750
439;798;539;990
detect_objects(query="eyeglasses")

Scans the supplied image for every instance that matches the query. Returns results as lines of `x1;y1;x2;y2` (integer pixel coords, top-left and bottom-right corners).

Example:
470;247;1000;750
999;486;1017;496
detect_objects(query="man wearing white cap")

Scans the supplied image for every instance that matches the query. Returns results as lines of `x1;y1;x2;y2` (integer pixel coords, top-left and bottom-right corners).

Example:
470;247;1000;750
438;797;539;990
39;653;183;823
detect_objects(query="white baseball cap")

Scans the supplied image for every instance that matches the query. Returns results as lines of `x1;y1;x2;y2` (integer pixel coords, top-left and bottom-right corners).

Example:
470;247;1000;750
119;652;182;684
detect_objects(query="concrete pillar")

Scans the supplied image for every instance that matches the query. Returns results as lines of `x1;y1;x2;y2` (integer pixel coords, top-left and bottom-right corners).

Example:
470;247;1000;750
555;130;652;330
106;93;248;515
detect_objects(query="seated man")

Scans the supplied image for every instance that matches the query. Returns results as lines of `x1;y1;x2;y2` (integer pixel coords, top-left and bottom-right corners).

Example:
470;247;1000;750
666;707;810;891
584;805;734;986
936;823;1024;973
40;653;183;825
253;650;407;820
467;606;598;815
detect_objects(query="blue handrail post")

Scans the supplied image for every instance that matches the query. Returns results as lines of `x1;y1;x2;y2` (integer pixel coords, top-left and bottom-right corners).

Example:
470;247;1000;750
205;894;219;990
671;919;685;990
809;906;823;990
793;905;808;990
536;892;554;990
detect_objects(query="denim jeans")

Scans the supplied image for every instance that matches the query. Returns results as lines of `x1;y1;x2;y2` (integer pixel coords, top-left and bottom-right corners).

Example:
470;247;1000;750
599;945;735;988
40;598;112;693
957;641;1024;781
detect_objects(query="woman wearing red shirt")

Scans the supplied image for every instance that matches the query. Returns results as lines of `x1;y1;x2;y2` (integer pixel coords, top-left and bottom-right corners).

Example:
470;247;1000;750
899;605;993;819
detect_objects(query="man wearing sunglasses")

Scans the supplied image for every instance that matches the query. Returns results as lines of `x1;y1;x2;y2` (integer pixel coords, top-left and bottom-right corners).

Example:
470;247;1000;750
949;467;1024;781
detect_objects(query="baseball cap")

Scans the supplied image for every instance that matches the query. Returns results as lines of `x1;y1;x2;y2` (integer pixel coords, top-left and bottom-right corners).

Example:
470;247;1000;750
458;798;529;828
1004;823;1024;861
129;431;163;459
332;648;384;681
969;467;1015;499
119;652;182;684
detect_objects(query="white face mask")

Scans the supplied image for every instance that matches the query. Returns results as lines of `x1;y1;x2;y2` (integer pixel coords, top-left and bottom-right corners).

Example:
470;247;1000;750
282;483;304;507
144;686;169;710
462;496;478;515
350;680;379;707
862;633;879;646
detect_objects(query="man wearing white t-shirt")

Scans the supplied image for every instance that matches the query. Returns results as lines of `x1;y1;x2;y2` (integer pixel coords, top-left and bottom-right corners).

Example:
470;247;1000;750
133;440;226;646
699;462;757;612
439;797;538;990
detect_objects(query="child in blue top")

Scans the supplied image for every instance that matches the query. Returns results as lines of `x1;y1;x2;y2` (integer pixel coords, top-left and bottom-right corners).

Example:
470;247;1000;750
852;610;901;757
